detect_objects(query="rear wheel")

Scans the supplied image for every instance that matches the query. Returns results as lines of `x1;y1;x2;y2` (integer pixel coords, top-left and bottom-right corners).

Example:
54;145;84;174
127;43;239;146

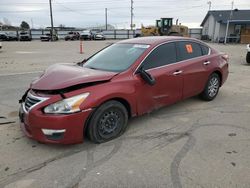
200;73;220;101
87;100;128;143
246;52;250;64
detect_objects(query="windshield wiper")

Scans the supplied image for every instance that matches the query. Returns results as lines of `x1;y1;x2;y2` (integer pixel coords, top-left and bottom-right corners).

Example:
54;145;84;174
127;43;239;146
87;66;99;70
77;59;88;66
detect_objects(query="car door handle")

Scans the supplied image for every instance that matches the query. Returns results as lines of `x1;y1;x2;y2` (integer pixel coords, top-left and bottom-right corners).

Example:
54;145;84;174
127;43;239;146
173;70;183;75
203;61;211;65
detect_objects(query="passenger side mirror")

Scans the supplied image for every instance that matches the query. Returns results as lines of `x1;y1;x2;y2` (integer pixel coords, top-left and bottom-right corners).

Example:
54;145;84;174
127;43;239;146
138;67;156;86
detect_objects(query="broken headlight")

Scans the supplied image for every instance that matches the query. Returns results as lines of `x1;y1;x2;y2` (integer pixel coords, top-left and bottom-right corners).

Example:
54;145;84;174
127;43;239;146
44;93;89;114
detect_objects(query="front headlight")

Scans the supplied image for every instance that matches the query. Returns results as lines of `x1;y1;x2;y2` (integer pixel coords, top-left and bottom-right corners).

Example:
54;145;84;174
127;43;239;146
44;93;89;114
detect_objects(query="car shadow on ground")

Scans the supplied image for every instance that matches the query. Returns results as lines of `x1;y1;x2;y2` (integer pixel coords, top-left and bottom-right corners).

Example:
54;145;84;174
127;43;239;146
242;63;250;66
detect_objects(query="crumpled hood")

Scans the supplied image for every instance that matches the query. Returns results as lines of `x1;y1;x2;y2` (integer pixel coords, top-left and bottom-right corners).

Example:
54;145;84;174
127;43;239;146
31;64;118;90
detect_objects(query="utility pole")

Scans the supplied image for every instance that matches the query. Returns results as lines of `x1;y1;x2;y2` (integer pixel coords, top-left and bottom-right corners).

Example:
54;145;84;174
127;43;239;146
207;1;212;11
206;1;212;37
130;0;134;30
105;8;108;30
230;0;234;18
224;1;234;44
31;18;34;29
49;0;54;41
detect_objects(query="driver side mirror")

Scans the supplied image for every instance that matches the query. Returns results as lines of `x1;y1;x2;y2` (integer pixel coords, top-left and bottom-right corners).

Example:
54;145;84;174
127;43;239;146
137;67;156;86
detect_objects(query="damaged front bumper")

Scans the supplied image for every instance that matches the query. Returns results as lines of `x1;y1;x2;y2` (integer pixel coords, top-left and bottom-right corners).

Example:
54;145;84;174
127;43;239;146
19;99;93;144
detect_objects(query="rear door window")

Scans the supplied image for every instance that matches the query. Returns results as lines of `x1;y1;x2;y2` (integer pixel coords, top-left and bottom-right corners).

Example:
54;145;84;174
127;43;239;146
200;44;210;55
177;41;203;61
143;42;177;70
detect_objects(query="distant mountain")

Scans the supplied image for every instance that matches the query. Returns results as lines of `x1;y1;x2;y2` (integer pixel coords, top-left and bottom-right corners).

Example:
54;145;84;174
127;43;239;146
45;24;115;31
86;24;115;30
0;24;19;31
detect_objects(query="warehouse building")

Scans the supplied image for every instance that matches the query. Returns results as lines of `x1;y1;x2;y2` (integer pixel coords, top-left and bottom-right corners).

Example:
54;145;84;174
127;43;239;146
200;9;250;43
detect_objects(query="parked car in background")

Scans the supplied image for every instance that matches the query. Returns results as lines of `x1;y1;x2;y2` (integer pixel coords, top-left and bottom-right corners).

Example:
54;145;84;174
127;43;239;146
80;30;93;40
8;32;19;41
19;36;229;144
40;33;58;41
247;44;250;64
0;32;8;41
0;32;18;41
93;32;106;40
134;33;141;38
65;32;80;41
19;31;32;41
218;37;225;43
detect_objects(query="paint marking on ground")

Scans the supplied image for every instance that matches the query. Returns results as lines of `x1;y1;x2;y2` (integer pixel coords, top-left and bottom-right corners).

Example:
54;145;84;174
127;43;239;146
0;71;43;77
15;51;40;54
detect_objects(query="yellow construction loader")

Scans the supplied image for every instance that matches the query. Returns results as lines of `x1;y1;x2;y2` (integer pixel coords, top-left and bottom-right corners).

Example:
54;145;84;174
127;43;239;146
141;18;188;37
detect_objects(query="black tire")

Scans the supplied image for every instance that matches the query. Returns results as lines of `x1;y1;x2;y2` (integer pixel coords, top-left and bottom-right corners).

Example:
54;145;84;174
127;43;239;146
246;52;250;64
87;100;128;143
200;73;221;101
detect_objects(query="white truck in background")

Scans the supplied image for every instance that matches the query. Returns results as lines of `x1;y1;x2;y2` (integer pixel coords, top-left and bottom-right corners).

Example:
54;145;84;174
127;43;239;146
247;44;250;64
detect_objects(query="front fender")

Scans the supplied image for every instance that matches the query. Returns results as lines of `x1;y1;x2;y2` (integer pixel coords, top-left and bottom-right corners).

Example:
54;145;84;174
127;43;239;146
70;80;138;117
91;82;137;116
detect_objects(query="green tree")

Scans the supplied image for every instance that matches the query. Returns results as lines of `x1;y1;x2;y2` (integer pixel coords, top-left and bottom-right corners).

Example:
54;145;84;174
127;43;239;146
20;21;30;30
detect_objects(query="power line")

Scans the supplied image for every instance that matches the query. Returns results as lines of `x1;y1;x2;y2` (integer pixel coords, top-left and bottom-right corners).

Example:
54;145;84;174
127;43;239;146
54;0;86;16
0;0;128;6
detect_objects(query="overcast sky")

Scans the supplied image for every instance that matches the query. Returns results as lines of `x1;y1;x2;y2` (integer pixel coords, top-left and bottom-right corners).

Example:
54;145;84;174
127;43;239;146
0;0;250;29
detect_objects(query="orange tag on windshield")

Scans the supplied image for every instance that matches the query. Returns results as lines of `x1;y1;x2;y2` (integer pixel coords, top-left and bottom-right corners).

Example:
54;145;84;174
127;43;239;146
186;44;193;53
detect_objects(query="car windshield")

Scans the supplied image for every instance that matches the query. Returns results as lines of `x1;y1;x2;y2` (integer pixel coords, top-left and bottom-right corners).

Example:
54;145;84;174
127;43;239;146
83;43;150;72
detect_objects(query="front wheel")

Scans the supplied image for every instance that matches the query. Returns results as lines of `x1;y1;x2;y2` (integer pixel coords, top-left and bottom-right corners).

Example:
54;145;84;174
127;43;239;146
246;52;250;64
200;73;221;101
87;100;128;143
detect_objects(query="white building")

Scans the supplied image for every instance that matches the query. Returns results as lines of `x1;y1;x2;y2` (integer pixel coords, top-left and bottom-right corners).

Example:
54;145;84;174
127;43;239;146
201;10;250;43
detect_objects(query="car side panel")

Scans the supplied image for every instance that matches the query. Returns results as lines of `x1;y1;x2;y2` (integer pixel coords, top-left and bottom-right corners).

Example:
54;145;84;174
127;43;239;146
133;63;183;115
217;55;229;85
180;56;211;99
62;78;138;117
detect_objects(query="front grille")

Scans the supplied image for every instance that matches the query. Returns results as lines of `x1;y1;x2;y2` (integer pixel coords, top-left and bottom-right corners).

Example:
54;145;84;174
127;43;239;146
23;91;50;112
24;94;41;111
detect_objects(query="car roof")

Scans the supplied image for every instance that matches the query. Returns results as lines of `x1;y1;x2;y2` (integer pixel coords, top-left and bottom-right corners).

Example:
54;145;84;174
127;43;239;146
117;36;201;46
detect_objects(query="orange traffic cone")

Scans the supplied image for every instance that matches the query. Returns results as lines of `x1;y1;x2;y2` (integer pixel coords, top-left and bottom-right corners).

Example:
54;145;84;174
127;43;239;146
80;39;83;54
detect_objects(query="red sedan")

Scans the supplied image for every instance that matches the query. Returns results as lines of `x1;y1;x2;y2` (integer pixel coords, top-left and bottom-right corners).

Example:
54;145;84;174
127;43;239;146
19;36;229;144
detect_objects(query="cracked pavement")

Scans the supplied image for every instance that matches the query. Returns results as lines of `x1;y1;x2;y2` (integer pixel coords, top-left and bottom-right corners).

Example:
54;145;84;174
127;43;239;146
0;41;249;188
